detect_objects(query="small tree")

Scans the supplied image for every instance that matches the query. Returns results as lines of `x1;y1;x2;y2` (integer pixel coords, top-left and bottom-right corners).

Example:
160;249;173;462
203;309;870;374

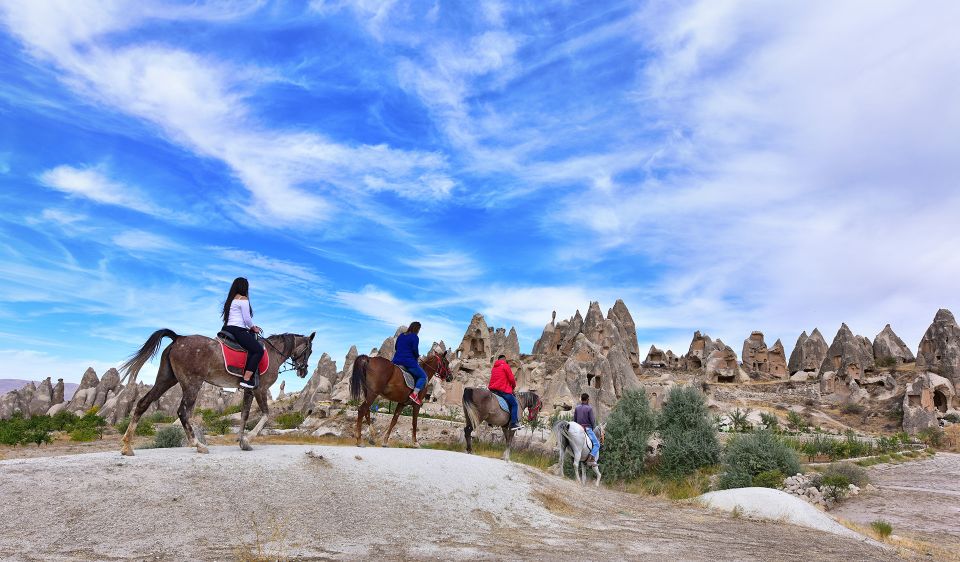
786;411;808;433
759;412;780;432
728;408;753;432
718;430;801;489
657;387;720;478
599;389;657;482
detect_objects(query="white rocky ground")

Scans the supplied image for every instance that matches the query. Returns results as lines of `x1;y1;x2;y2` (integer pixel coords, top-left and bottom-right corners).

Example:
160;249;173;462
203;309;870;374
0;445;898;561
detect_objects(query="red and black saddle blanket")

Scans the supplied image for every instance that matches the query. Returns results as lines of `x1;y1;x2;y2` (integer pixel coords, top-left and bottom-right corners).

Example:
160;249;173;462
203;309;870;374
217;332;269;377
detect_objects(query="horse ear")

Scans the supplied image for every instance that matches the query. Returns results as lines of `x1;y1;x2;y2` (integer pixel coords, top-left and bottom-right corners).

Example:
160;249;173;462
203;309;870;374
309;331;315;341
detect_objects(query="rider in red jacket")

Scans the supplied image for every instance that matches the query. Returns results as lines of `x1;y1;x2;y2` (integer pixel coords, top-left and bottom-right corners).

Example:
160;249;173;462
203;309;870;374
488;355;522;431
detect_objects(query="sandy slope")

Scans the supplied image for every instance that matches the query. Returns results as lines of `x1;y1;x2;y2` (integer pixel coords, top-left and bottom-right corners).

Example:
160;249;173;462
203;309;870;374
0;445;897;561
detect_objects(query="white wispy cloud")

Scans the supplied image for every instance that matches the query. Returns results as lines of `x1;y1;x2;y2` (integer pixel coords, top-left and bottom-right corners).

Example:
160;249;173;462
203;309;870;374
38;165;163;216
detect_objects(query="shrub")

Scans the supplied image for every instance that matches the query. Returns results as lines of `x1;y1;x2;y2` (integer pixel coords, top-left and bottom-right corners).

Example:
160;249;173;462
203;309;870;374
871;520;893;538
822;462;869;487
222;404;243;416
28;429;53;447
918;427;944;447
945;413;960;424
718;430;801;489
69;427;99;442
752;469;785;489
153;426;185;448
821;474;850;501
115;417;130;434
50;410;79;431
876;356;897;369
759;412;780;432
275;412;305;430
599;389;657;482
786;411;808;433
657;387;720;479
841;403;864;415
728;408;753;432
144;411;175;424
135;419;156;436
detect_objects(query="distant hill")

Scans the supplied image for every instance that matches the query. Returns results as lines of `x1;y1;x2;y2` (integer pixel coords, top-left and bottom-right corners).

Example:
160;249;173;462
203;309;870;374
0;379;78;400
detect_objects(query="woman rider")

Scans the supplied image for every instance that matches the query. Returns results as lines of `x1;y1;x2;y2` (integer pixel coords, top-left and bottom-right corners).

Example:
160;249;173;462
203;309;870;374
392;321;428;405
221;277;263;389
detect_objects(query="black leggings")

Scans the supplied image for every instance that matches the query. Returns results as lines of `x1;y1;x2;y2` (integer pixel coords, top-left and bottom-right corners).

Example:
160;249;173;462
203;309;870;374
223;326;264;374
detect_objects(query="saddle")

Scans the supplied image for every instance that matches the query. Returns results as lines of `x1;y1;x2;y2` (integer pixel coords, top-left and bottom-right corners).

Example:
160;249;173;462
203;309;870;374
494;394;510;413
216;331;269;378
397;364;424;390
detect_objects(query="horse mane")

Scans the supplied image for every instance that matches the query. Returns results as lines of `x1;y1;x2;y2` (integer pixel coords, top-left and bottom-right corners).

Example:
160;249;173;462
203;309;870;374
266;333;299;357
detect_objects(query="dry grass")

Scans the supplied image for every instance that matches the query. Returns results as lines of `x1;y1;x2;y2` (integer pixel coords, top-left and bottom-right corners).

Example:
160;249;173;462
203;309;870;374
839;519;960;561
943;425;960;452
233;515;291;562
534;490;575;515
611;467;717;500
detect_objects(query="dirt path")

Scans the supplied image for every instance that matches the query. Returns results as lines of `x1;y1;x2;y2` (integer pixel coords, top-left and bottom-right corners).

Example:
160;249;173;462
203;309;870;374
0;445;898;561
832;452;960;553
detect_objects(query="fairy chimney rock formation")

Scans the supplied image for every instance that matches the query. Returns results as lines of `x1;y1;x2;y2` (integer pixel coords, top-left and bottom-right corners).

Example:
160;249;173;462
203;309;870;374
375;326;407;361
607;299;641;371
902;372;957;434
741;332;788;378
458;314;492;360
819;324;876;387
683;331;718;370
643;345;668;367
294;352;338;413
788;329;828;374
704;340;748;383
92;368;121;408
873;324;915;364
66;367;100;412
769;339;788;377
28;377;54;416
53;379;65;404
916;309;960;387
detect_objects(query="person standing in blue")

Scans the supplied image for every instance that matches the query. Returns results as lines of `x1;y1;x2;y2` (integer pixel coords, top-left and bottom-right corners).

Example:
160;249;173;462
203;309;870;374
392;322;428;405
574;393;600;466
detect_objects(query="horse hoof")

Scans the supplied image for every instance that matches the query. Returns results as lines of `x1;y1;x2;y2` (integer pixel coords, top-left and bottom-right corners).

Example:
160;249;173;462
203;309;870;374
120;447;134;457
196;444;209;454
411;442;420;449
239;439;252;451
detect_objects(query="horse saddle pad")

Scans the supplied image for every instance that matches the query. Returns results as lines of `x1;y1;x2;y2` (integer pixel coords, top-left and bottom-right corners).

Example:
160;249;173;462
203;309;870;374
494;394;509;413
398;365;416;389
217;331;268;377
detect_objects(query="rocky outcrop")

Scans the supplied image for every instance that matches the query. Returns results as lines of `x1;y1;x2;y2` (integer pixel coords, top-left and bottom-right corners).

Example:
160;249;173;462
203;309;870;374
607;299;641;371
27;377;54;416
489;327;521;360
873;324;915;364
704;341;748;383
819;324;875;384
643;345;669;368
788;329;828;374
374;326;407;361
741;332;788;378
916;309;960;387
53;379;65;404
682;331;719;370
92;368;121;408
902;372;957;434
293;353;338;413
65;367;100;413
458;314;491;360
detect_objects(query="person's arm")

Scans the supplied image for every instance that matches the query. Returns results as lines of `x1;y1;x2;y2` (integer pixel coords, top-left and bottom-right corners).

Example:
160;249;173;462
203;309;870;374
239;300;254;329
505;363;516;390
412;334;420;359
589;406;596;428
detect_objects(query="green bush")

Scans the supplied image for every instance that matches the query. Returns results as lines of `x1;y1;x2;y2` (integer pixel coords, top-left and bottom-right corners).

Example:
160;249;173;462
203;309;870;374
918;427;944;447
944;413;960;423
200;409;232;435
115;417;130;434
876;356;897;369
821;474;850;501
144;411;175;424
135;419;156;436
222;404;243;416
153;426;185;448
599;389;657;482
50;410;79;431
759;412;780;432
728;408;753;432
657;387;720;479
841;402;864;415
275;411;305;430
752;469;785;489
718;430;801;490
69;426;99;442
871;520;893;538
786;411;808;433
822;462;869;487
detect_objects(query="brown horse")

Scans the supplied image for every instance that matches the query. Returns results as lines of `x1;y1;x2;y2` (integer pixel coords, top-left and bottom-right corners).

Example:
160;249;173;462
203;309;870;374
118;329;314;455
349;351;452;447
462;389;542;461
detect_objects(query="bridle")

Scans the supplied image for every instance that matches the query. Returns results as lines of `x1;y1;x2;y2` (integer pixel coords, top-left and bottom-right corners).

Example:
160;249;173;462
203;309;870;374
428;351;453;382
260;333;311;377
523;393;542;422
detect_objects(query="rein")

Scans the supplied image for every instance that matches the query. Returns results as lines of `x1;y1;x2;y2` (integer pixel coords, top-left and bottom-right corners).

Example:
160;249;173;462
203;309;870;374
260;333;308;375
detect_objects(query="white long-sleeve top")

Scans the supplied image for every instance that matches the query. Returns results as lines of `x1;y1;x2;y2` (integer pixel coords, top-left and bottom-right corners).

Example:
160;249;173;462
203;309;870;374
226;299;254;329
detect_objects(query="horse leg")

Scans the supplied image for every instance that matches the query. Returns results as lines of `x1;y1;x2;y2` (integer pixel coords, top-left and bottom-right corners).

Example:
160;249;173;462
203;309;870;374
593;464;602;487
237;389;255;451
410;403;421;448
247;390;270;439
366;398;378;444
381;401;404;447
178;382;206;454
464;420;474;454
120;360;178;456
502;426;512;462
355;399;369;447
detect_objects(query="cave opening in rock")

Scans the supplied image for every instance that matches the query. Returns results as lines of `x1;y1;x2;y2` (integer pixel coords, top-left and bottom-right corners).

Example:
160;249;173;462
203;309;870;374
934;389;948;413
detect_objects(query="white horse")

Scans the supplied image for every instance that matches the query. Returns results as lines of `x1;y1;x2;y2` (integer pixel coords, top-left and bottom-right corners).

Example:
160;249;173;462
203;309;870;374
554;420;604;486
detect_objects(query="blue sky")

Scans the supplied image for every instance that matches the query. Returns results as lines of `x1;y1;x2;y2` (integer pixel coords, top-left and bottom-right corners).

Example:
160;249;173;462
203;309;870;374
1;1;959;390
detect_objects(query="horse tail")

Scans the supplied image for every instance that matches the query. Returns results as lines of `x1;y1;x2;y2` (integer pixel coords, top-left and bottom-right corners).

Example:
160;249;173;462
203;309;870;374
553;420;571;452
350;355;370;402
462;388;482;430
120;329;179;385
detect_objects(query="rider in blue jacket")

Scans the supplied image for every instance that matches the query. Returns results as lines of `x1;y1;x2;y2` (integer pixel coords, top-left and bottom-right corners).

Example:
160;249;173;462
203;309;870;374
392;322;428;405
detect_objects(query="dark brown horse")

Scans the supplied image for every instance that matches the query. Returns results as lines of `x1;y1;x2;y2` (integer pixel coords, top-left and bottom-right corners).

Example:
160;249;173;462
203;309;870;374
462;389;542;461
349;351;452;447
118;329;314;455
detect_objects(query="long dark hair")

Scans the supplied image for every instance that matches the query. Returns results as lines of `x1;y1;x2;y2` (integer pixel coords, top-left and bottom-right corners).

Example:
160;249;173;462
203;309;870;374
221;277;252;321
406;321;421;334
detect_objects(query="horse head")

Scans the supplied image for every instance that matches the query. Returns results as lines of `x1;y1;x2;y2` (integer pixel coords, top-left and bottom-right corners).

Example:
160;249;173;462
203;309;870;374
434;349;454;382
291;331;316;378
525;392;543;422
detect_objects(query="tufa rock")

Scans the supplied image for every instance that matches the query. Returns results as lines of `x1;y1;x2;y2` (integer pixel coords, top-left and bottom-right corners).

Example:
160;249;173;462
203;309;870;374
902;372;957;434
704;341;748;383
788;329;828;374
873;324;915;365
52;379;65;404
741;332;788;378
916;309;960;387
819;324;875;384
